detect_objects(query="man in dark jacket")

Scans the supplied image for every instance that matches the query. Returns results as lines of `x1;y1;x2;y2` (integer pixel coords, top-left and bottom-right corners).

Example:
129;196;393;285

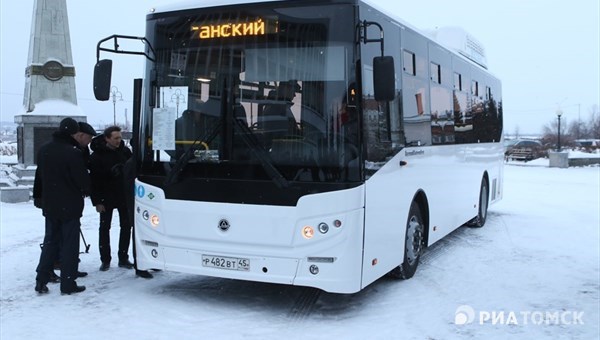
89;126;134;271
34;118;90;295
34;121;97;283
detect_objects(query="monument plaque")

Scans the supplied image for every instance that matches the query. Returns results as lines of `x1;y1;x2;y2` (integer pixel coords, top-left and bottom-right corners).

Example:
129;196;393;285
42;61;65;81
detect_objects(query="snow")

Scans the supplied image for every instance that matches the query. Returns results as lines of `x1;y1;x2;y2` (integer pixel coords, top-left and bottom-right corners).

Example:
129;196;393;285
569;150;600;159
16;99;83;116
0;155;18;165
1;164;599;339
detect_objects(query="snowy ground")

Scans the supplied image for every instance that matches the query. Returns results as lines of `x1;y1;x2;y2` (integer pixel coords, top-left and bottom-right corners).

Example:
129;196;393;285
1;164;599;339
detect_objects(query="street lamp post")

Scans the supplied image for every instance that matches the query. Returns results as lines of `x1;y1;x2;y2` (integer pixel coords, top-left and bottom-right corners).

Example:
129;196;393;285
171;89;186;118
556;109;563;152
577;103;581;140
110;86;123;126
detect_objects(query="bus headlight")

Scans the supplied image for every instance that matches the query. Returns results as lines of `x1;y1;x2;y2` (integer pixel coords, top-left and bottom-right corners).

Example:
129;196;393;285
150;214;160;227
302;226;314;239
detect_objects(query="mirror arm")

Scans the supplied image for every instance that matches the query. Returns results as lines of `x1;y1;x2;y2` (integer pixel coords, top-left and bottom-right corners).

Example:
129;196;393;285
96;35;156;62
360;21;385;57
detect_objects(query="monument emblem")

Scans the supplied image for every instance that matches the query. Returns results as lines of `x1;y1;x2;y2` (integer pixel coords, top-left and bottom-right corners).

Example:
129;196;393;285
42;60;65;81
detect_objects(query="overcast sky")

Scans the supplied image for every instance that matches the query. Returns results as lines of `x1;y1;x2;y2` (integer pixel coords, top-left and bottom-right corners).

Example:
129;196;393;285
1;0;599;134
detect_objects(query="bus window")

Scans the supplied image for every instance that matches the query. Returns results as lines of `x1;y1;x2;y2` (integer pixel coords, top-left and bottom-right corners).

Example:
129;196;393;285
403;50;416;75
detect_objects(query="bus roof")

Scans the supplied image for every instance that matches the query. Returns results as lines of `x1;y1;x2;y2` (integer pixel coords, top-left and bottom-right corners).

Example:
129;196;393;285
150;0;282;14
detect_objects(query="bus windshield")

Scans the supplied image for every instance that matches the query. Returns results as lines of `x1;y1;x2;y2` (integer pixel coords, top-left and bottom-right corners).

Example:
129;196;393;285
141;4;359;185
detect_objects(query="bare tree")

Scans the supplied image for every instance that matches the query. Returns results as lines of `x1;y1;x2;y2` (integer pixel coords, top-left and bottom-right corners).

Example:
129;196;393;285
541;117;573;148
542;105;600;149
541;120;557;147
589;105;600;139
568;120;586;140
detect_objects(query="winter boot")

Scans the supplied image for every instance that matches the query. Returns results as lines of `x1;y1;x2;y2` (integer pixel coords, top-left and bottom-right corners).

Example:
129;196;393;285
118;252;134;269
135;270;153;279
61;285;86;295
35;281;49;294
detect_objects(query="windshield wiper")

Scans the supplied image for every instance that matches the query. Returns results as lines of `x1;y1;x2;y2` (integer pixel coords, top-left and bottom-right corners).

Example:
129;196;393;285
232;118;289;188
163;120;222;186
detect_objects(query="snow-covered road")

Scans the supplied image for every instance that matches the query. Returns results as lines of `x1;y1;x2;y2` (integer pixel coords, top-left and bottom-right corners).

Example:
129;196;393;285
1;164;598;339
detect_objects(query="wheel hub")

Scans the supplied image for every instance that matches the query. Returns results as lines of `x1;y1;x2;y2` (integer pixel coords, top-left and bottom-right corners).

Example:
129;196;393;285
406;216;423;266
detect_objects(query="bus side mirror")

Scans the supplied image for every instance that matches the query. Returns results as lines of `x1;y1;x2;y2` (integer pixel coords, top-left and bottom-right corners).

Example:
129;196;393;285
93;59;113;101
373;56;395;101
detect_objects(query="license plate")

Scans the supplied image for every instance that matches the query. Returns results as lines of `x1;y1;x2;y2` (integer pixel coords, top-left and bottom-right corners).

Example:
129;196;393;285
202;255;250;271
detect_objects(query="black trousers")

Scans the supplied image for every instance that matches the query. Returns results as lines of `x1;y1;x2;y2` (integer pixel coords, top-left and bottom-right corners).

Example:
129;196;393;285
36;217;80;290
98;204;132;264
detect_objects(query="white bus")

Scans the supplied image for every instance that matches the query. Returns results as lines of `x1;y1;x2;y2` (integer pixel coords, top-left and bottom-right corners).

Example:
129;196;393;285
94;0;503;293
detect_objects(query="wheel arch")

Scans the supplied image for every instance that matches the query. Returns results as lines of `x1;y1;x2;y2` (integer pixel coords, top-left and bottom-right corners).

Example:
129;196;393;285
481;171;490;204
467;171;491;228
482;171;490;188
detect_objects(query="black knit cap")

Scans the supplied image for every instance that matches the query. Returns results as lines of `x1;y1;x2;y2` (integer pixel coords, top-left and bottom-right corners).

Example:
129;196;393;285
59;118;79;135
78;122;97;136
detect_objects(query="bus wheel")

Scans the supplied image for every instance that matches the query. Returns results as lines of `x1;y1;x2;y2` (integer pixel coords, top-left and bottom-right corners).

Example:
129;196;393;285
388;202;424;279
468;178;489;228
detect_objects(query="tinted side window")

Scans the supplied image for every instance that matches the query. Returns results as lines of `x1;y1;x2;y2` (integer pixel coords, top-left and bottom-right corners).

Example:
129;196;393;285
454;72;462;91
403;50;415;76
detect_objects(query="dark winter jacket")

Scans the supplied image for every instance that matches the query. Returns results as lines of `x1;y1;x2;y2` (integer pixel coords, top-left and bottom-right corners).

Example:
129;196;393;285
32;131;91;220
89;135;132;208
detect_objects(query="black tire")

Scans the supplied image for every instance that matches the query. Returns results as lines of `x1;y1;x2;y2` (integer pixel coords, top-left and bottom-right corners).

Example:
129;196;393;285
468;178;489;228
388;202;425;280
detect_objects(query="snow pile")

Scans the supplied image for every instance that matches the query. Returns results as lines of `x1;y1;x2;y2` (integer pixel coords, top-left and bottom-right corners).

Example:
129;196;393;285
569;149;600;159
0;141;17;156
0;142;18;166
17;99;83;116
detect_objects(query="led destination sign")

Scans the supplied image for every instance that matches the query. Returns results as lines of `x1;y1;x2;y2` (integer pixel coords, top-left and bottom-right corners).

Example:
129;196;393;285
192;18;277;39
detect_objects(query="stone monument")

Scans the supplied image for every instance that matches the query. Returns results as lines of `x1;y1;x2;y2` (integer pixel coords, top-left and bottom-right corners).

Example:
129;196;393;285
14;0;86;166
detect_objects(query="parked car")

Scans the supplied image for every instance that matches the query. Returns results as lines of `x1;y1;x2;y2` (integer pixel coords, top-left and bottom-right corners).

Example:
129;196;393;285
574;139;600;151
505;139;545;161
